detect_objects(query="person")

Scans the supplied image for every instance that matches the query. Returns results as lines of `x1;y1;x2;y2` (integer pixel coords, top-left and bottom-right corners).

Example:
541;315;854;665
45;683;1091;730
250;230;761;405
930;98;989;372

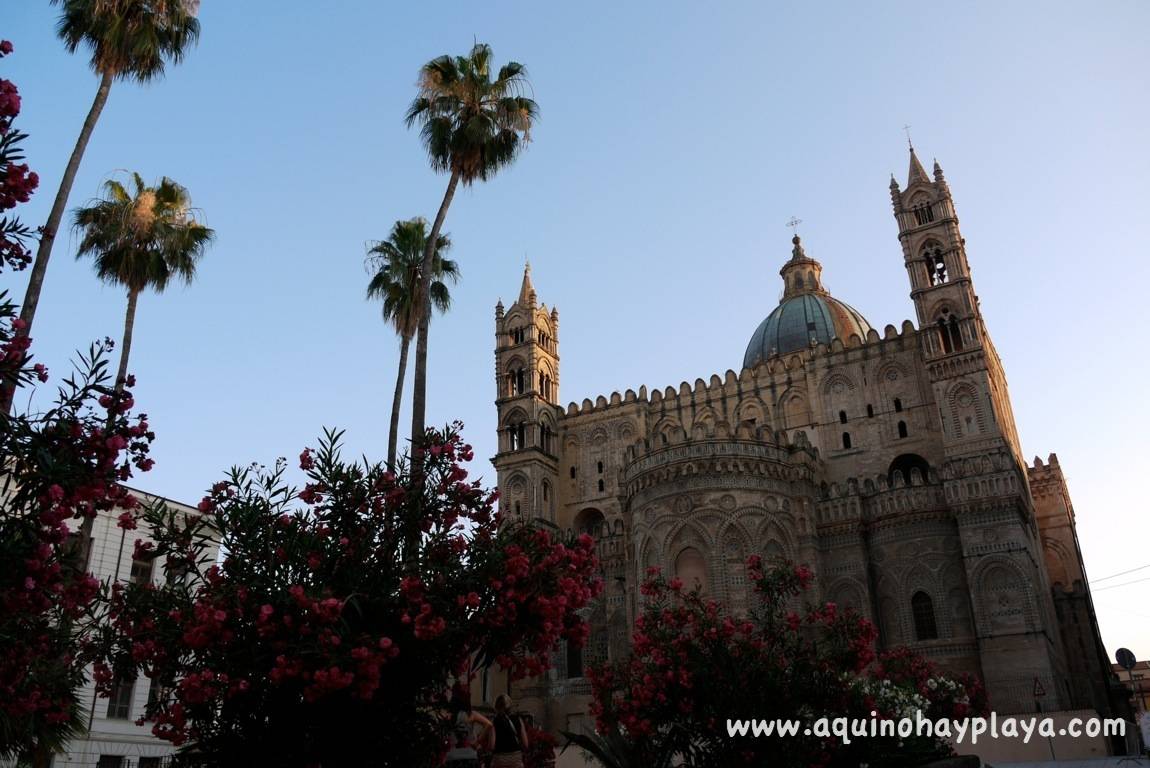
489;693;529;768
443;685;492;767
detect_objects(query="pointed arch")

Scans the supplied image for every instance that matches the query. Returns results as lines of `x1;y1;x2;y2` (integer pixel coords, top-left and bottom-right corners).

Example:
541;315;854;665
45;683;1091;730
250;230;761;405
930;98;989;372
778;389;811;430
826;578;868;618
971;556;1039;636
674;546;708;593
947;382;985;438
734;398;767;428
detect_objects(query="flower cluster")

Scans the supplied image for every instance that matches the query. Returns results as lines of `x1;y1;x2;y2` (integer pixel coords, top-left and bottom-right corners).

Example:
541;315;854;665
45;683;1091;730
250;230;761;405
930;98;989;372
586;558;983;767
0;309;155;761
90;424;602;767
0;41;38;273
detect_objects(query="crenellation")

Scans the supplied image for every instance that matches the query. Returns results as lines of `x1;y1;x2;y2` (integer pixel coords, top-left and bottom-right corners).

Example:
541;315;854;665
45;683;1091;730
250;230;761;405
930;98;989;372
492;150;1112;732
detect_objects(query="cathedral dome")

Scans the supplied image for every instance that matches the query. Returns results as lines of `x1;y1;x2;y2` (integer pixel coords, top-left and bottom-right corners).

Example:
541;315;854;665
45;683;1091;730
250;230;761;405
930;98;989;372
743;235;873;369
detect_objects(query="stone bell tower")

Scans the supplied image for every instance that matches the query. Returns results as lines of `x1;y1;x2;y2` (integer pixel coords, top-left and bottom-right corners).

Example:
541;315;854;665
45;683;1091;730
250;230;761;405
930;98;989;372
492;263;561;522
891;146;1069;713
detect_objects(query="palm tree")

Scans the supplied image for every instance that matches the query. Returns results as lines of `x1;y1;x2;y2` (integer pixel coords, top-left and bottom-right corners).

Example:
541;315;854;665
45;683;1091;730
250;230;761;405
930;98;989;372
4;0;201;412
404;42;538;453
73;172;213;401
366;218;458;472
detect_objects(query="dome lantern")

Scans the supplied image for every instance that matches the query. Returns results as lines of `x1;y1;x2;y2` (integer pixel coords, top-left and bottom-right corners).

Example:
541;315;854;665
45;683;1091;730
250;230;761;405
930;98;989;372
743;234;873;368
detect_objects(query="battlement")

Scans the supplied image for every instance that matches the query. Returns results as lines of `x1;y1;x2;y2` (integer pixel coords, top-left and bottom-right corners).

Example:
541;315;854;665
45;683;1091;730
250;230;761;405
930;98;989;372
561;319;920;420
1027;453;1062;476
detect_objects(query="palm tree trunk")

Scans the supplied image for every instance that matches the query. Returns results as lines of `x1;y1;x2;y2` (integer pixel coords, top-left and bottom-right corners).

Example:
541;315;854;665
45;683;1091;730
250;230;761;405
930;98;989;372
114;287;140;397
84;286;138;566
2;70;114;414
387;334;412;472
409;169;460;456
406;169;459;568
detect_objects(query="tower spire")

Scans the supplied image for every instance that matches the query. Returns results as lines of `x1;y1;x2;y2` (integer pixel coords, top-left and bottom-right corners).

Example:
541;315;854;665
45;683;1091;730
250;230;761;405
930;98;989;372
907;146;930;186
518;260;535;305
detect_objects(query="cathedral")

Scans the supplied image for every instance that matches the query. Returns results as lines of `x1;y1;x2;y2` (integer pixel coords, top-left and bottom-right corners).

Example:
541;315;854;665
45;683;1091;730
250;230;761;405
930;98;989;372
491;148;1122;734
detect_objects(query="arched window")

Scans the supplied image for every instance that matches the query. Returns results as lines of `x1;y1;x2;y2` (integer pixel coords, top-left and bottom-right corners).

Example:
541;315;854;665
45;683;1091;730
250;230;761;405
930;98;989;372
937;318;952;353
841;432;852;450
923;243;948;285
893;398;903;413
888;454;931;486
675;547;707;593
597;461;604;474
542;480;550;501
866;404;874;418
569;466;576;479
507;422;526;451
936;309;964;354
897;420;908;439
508;367;526;396
913;202;935;226
838;410;848;424
912;591;939;641
540;423;553;453
574;508;605;538
597;479;605;493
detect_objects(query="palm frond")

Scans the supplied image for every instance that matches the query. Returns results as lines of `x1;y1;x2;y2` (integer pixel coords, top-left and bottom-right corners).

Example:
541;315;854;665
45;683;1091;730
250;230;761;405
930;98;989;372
406;43;539;183
365;218;457;338
72;171;213;293
52;0;202;82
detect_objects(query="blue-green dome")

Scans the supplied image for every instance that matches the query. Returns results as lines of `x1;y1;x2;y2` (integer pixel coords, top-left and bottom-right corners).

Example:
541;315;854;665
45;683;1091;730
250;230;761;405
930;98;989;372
743;293;873;369
743;235;874;368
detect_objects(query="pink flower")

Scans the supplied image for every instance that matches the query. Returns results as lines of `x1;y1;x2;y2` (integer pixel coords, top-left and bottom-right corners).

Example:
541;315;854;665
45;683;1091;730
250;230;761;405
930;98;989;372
0;41;14;56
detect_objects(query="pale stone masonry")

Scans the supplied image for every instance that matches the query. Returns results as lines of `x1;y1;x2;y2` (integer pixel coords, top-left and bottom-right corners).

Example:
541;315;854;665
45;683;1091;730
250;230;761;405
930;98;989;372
492;148;1124;736
54;491;220;768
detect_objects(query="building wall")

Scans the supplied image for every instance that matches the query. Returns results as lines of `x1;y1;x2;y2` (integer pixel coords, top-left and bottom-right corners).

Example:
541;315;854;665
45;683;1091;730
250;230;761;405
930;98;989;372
492;152;1115;738
55;491;219;768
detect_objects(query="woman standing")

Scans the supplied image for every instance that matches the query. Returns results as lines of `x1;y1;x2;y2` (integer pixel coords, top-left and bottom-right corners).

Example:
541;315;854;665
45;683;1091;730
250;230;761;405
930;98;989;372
489;694;529;768
443;686;492;767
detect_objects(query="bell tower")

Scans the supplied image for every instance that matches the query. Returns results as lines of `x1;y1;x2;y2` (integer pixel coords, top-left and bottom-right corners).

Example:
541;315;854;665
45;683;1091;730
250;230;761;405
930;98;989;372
890;146;1022;461
892;148;1068;712
493;263;560;522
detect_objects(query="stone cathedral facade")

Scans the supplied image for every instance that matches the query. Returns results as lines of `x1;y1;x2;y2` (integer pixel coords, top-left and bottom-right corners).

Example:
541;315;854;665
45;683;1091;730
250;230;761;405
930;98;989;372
491;149;1120;733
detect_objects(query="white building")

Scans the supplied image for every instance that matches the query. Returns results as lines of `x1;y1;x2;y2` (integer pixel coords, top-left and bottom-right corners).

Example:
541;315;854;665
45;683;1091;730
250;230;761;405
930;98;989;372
54;490;220;768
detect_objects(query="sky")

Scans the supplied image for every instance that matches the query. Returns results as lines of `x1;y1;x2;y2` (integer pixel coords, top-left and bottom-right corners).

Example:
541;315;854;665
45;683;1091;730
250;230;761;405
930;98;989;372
5;2;1149;663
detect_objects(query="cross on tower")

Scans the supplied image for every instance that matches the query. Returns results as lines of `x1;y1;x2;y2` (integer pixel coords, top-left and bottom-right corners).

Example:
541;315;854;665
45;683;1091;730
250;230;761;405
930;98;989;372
786;217;802;236
903;124;914;150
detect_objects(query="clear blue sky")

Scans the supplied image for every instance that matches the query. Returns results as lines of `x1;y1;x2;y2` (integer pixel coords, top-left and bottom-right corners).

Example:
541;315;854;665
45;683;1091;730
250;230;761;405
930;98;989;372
6;2;1149;662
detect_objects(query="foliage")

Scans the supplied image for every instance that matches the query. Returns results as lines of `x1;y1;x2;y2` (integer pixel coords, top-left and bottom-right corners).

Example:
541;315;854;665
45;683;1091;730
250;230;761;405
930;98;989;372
0;303;156;761
405;42;538;185
3;37;154;761
366;217;458;339
72;172;214;294
522;723;557;768
0;40;39;274
583;559;986;768
52;0;202;82
90;425;602;767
